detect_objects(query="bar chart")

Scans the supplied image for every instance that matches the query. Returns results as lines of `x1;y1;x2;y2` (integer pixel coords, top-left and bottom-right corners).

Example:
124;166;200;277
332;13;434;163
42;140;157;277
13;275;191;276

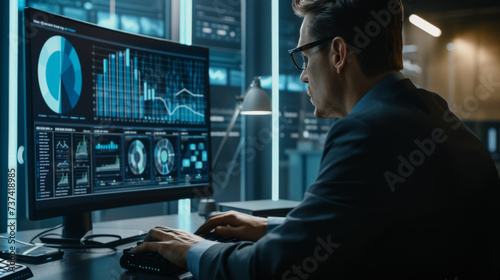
93;46;207;124
93;135;123;186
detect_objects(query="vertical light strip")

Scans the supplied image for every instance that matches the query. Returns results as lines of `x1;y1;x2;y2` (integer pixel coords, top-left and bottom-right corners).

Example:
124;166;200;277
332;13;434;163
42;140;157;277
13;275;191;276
185;0;192;46
179;0;192;46
178;0;193;214
240;0;247;201
8;0;19;226
110;0;116;16
271;0;279;201
179;0;186;44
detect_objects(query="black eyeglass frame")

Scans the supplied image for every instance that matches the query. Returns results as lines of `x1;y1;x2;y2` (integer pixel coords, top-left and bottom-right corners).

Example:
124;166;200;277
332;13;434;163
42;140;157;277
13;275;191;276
288;37;336;70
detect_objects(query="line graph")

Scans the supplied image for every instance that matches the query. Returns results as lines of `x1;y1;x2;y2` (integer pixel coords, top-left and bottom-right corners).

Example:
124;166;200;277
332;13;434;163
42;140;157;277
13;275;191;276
56;141;69;149
175;88;204;98
153;97;205;117
93;46;208;124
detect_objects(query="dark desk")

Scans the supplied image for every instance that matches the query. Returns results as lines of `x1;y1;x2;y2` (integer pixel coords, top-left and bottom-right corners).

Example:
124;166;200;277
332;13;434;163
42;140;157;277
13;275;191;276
6;213;205;280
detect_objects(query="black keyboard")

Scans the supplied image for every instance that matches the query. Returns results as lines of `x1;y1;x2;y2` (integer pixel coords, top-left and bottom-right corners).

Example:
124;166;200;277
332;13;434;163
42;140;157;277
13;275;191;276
0;258;33;280
120;232;238;276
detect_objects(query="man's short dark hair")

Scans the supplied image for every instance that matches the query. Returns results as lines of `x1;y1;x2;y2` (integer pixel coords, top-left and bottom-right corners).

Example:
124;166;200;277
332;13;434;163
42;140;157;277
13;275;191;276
292;0;404;77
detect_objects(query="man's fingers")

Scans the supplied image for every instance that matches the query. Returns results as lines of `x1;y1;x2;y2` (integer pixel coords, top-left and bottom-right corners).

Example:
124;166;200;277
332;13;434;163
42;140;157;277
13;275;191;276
206;211;225;219
154;225;176;233
129;226;203;269
144;227;176;242
214;225;240;238
131;240;178;261
131;241;161;254
197;212;225;233
195;214;237;234
194;221;215;235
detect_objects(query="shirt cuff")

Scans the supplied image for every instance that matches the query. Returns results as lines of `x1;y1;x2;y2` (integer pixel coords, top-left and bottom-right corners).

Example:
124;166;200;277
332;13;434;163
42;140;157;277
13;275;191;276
187;240;218;280
267;216;286;232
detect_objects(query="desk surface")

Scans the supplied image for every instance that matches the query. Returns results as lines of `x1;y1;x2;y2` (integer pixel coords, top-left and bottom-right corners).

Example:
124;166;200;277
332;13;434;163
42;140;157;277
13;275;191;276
5;213;206;280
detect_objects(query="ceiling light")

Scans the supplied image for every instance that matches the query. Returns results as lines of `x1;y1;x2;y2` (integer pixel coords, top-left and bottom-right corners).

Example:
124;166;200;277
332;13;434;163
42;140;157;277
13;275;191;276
409;14;442;37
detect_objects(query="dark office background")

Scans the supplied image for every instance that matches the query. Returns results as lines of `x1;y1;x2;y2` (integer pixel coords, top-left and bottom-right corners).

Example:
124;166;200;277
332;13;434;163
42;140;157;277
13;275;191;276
2;0;500;233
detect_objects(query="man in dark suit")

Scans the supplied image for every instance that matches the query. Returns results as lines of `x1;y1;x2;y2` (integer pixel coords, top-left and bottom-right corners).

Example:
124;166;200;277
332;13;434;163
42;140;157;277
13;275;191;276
133;0;500;279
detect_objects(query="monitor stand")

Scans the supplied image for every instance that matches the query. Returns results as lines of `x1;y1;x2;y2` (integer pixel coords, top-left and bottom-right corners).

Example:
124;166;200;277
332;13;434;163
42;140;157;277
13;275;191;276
39;212;146;248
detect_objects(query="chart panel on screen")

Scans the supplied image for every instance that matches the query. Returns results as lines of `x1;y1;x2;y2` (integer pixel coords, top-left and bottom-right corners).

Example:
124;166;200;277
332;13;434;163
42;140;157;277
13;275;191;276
38;35;82;114
24;7;212;229
93;47;207;124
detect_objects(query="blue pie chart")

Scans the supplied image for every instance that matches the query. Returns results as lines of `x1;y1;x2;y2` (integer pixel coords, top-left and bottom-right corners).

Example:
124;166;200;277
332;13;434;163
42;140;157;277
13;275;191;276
38;35;82;114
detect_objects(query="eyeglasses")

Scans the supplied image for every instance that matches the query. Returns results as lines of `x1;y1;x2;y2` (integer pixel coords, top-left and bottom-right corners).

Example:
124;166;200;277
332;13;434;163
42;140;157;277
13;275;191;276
288;37;335;71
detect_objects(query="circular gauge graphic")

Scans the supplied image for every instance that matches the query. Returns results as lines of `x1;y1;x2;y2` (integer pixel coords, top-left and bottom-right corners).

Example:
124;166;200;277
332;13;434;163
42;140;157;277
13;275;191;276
128;140;147;175
38;35;82;114
154;139;176;175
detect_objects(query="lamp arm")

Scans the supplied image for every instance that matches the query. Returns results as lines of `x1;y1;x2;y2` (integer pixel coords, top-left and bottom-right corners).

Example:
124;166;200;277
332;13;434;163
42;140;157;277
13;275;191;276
212;102;242;169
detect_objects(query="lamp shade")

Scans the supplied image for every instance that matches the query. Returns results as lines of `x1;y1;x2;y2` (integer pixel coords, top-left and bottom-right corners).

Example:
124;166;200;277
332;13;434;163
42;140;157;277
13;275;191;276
241;77;272;115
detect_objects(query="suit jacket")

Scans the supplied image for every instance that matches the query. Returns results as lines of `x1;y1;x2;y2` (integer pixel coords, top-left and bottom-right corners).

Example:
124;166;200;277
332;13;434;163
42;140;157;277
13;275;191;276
199;78;500;279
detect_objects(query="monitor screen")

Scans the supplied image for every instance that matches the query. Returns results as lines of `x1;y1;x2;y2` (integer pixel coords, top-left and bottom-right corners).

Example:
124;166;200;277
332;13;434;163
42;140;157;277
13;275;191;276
23;8;212;243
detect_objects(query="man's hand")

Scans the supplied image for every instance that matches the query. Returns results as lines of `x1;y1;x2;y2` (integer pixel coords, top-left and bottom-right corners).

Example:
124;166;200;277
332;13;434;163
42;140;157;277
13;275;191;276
131;226;205;269
195;211;267;242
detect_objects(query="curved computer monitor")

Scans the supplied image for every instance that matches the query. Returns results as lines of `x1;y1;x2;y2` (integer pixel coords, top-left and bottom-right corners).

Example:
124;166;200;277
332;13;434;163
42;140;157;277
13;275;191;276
23;8;212;245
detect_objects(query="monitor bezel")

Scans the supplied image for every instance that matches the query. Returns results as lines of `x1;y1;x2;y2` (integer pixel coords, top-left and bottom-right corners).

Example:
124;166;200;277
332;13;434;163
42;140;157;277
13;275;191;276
23;7;213;221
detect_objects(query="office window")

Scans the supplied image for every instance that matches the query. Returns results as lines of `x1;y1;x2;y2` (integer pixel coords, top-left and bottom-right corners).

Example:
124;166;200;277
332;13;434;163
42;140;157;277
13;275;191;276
277;1;336;200
192;0;242;51
189;0;245;203
62;7;88;21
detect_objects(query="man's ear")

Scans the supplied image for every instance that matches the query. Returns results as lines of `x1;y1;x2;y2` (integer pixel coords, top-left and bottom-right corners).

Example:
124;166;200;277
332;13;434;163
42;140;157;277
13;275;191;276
331;37;349;74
